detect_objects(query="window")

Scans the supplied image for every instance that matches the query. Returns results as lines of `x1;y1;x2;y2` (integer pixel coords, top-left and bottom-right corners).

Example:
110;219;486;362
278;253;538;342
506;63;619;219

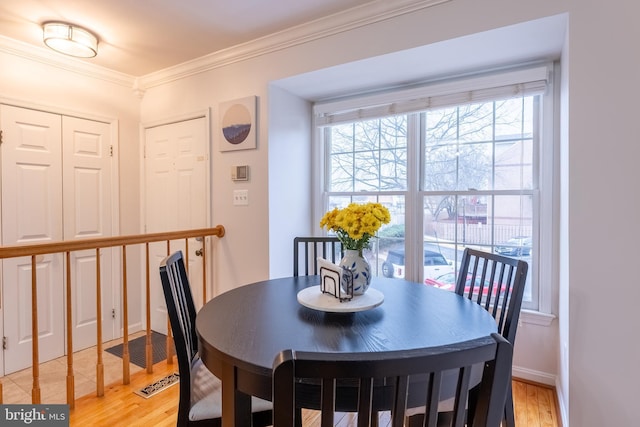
315;65;554;311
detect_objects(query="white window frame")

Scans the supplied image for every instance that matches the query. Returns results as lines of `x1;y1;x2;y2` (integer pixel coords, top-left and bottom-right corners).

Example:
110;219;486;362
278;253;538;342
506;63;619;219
313;63;557;316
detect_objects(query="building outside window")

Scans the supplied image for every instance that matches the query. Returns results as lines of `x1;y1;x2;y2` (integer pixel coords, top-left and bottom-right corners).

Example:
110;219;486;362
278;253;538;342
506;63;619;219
314;64;554;312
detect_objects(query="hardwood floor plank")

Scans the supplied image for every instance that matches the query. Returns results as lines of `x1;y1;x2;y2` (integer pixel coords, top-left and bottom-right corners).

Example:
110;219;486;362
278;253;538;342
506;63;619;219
537;385;558;427
526;382;542;426
65;361;559;427
514;379;529;426
1;332;559;427
70;360;179;427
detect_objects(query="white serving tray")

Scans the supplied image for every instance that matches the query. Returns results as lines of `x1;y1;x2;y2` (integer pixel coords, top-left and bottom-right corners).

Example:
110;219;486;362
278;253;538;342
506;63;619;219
297;286;384;313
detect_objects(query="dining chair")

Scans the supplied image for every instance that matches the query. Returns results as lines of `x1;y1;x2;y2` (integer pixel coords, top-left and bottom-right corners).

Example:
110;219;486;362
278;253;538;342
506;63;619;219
293;236;342;276
159;251;272;427
454;248;528;427
272;333;513;427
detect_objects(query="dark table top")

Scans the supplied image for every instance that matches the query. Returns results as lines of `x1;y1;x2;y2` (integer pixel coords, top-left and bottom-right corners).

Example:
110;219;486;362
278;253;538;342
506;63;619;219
196;275;497;403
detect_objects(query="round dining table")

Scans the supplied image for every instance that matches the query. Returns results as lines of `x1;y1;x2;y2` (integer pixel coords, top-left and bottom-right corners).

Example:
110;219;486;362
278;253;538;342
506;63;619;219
196;275;498;427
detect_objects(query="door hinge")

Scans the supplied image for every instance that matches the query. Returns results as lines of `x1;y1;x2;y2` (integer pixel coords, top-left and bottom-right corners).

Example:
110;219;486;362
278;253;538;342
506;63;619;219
111;308;116;319
109;145;113;157
0;130;3;145
3;336;7;350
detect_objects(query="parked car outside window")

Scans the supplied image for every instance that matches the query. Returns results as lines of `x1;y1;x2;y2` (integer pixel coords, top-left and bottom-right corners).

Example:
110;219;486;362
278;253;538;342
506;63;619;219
382;247;454;280
495;236;532;256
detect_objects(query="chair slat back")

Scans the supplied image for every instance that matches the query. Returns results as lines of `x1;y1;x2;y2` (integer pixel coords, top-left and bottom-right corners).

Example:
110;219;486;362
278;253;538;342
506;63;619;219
293;237;343;276
160;251;198;361
272;333;513;427
456;248;528;344
159;251;197;426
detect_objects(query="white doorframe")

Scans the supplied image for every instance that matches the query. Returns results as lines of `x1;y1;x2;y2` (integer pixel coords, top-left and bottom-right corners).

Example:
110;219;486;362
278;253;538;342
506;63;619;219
107;120;122;337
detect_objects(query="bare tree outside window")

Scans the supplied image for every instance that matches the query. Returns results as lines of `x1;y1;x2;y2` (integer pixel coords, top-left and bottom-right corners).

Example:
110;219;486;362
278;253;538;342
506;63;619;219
329;115;407;193
323;95;536;302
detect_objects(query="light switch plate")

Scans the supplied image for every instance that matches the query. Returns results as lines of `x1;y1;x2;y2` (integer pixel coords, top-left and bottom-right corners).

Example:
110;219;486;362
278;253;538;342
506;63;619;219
233;189;249;205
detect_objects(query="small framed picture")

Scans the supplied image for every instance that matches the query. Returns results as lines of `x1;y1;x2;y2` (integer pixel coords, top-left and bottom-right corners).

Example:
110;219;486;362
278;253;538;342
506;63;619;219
219;96;257;152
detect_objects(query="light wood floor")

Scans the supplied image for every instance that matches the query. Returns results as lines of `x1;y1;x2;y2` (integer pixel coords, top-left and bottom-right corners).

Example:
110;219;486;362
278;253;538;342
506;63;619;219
66;358;560;427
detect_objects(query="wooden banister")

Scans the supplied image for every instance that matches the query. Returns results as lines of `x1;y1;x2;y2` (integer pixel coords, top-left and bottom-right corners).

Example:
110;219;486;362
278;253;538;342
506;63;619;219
0;226;225;259
0;225;225;406
31;255;41;403
121;245;130;385
96;248;104;397
65;251;75;408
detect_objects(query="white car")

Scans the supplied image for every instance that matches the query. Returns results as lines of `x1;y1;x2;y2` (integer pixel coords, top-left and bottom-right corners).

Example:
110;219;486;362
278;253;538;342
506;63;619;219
382;248;454;280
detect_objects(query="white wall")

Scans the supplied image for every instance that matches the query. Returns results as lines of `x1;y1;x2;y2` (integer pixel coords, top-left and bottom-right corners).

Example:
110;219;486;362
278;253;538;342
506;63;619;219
267;85;313;279
558;24;571;423
141;69;272;294
565;1;640;425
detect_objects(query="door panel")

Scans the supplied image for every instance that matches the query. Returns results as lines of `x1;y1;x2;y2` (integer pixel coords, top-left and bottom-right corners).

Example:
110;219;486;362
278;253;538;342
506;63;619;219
1;105;65;374
62;116;115;351
145;117;208;334
15;258;60;345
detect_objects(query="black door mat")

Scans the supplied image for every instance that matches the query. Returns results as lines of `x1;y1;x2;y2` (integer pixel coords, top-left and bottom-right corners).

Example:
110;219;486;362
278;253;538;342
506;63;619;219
105;331;170;368
134;372;180;398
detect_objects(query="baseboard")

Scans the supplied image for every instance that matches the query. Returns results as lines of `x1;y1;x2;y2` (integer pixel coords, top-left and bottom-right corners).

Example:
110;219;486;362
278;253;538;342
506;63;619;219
120;322;144;337
555;377;569;427
512;365;556;386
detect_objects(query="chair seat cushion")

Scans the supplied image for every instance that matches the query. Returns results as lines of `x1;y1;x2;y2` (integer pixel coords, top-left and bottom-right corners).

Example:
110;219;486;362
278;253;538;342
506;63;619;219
189;356;272;421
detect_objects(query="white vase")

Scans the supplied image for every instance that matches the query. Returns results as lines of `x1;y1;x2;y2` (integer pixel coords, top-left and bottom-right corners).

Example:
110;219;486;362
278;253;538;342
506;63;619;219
339;249;371;295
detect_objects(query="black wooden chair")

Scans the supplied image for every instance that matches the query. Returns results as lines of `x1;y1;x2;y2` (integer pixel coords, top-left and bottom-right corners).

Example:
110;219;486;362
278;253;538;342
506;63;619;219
455;248;528;344
454;248;528;427
272;333;512;427
293;236;342;276
159;251;272;427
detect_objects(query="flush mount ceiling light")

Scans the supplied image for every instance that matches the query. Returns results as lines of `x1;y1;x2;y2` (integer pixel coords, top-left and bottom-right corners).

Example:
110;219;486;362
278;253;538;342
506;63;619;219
43;22;98;58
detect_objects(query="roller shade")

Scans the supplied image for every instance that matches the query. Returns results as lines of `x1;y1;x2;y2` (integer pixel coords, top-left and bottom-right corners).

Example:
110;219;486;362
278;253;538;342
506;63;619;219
314;65;549;127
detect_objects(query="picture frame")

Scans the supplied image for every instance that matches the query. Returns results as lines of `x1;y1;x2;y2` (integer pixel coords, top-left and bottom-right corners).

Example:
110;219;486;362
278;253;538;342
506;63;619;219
218;95;257;152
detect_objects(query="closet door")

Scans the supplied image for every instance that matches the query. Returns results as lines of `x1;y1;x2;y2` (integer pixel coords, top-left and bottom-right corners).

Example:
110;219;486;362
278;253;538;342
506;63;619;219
63;116;115;351
0;105;65;374
0;106;116;373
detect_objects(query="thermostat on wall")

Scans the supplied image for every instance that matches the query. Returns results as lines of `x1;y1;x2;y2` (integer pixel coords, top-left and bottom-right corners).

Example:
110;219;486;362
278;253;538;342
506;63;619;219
231;165;249;181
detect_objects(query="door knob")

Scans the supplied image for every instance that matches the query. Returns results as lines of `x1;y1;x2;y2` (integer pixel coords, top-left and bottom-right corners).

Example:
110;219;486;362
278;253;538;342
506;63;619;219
195;248;204;257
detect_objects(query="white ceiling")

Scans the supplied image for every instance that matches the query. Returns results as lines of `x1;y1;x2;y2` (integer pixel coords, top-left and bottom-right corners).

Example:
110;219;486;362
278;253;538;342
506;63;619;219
0;0;376;76
0;1;566;101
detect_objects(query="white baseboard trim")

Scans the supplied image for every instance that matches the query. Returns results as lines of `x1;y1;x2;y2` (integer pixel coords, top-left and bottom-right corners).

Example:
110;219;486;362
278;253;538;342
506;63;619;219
555;377;569;427
123;322;144;337
512;365;556;386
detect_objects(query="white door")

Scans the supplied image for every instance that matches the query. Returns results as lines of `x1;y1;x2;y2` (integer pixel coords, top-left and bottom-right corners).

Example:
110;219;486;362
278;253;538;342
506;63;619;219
144;117;209;334
62;116;116;351
1;105;65;374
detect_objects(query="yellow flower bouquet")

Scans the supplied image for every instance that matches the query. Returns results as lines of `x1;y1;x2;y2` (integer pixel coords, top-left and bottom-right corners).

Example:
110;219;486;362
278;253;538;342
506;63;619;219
319;202;391;254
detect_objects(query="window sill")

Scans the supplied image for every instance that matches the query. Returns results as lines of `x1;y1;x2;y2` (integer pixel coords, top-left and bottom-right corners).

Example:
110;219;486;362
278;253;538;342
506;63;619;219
520;309;556;327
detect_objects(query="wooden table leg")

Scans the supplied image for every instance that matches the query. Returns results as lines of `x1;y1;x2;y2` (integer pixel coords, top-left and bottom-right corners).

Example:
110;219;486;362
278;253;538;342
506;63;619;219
221;361;252;427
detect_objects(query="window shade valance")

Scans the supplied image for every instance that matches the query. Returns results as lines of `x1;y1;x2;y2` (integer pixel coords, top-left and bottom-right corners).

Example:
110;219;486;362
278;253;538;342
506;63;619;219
314;65;549;126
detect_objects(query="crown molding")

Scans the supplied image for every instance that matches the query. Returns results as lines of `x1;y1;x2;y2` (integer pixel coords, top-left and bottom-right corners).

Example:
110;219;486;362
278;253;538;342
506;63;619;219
138;0;452;89
0;34;136;88
0;0;450;93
